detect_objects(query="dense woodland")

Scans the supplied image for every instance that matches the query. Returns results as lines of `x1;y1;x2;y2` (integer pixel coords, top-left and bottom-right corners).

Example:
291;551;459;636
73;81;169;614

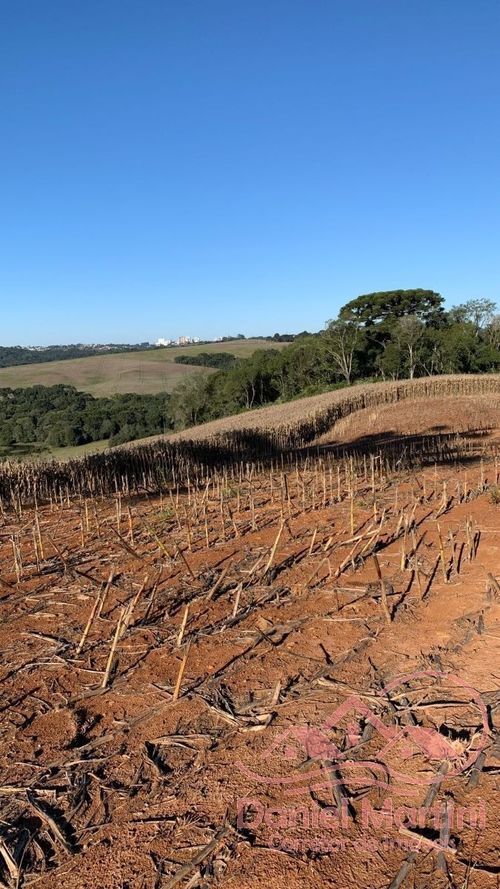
0;387;171;455
1;290;499;455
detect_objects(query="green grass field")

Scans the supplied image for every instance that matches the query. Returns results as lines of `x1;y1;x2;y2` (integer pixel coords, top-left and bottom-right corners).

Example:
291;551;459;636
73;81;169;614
0;339;287;397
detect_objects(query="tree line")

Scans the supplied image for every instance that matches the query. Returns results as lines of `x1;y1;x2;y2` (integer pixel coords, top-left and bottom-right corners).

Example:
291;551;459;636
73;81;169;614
169;290;500;428
2;290;499;454
0;385;171;455
174;352;240;370
0;343;154;368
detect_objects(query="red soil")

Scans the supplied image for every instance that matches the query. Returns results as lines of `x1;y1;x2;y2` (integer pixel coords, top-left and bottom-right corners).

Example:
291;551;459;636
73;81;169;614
0;406;499;888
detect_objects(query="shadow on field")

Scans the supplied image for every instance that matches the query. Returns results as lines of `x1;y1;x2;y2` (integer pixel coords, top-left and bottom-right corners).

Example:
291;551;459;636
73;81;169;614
308;427;495;467
1;423;496;506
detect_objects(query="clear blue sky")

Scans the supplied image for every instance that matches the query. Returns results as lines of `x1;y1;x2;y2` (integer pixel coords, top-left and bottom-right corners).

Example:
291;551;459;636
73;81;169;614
1;0;499;346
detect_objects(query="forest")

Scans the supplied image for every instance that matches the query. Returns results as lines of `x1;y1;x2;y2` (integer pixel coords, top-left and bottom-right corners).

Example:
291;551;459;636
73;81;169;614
0;386;171;455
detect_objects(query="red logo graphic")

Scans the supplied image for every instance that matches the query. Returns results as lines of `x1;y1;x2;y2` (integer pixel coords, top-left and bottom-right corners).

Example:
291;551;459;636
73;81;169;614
236;671;489;795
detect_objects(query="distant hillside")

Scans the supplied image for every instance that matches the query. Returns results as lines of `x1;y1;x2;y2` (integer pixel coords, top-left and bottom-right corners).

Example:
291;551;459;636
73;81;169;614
0;339;289;397
0;343;151;368
0;334;296;370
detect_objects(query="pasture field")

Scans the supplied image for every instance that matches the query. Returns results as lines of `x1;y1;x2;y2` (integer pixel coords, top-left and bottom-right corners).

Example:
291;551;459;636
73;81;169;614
0;377;499;889
0;339;287;396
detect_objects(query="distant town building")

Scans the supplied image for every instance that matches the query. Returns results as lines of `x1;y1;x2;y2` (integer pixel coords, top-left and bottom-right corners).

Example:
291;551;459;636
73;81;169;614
155;334;214;347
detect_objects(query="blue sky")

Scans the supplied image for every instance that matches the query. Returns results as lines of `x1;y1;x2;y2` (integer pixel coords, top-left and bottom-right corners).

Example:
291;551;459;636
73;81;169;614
1;0;499;346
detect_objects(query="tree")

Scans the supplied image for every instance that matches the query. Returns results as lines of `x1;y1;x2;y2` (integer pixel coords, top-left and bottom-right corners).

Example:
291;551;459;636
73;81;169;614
424;322;499;374
394;316;425;379
451;298;496;335
221;350;279;411
376;340;403;380
169;373;210;428
339;289;445;329
486;315;500;350
323;320;360;384
274;337;333;398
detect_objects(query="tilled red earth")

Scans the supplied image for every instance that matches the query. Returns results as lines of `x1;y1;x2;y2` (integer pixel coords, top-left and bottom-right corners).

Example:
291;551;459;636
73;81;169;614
0;453;499;888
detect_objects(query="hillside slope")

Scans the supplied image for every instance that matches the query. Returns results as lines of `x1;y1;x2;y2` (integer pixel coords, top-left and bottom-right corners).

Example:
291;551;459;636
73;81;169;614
0;339;287;396
164;373;500;447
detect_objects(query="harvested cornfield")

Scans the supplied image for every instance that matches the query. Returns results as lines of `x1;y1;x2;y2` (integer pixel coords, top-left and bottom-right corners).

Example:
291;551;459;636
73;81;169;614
319;394;500;446
1;377;500;888
1;375;500;506
167;374;500;448
0;435;477;508
0;432;499;888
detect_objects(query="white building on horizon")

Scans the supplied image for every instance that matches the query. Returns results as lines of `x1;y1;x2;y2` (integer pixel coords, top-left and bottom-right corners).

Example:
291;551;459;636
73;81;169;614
156;335;205;347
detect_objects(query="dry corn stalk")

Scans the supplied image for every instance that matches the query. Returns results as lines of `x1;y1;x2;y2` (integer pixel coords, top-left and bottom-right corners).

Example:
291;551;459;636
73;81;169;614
372;554;392;624
263;521;285;576
172;643;191;702
102;606;126;688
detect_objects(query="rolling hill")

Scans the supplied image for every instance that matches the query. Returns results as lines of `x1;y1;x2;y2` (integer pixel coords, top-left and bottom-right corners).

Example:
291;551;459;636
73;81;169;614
0;339;287;397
